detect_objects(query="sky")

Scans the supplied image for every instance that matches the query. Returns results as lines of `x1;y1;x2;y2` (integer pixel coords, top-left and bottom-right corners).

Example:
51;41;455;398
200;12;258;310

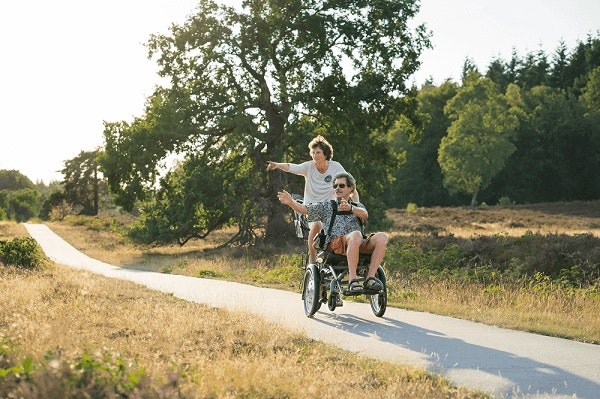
1;0;598;184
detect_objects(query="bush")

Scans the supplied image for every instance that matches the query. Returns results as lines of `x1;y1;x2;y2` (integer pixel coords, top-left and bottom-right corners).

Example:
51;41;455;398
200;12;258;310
0;237;45;269
406;203;418;213
385;233;600;288
497;196;514;206
0;349;171;399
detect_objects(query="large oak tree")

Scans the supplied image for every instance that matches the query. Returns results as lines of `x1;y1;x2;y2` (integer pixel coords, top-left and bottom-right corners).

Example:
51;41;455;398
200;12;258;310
102;0;430;243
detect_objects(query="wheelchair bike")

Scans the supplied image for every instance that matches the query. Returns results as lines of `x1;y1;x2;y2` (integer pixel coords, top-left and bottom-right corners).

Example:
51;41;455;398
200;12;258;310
291;195;387;318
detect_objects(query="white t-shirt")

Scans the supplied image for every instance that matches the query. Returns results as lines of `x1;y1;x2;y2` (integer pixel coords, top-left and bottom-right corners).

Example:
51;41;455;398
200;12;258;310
288;160;347;204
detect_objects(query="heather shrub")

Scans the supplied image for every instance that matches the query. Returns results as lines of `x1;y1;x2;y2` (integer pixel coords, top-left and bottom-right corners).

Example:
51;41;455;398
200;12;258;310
0;237;45;269
385;233;600;288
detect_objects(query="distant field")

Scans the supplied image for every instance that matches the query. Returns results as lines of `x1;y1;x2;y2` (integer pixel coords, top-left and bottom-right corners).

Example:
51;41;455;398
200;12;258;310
387;200;600;238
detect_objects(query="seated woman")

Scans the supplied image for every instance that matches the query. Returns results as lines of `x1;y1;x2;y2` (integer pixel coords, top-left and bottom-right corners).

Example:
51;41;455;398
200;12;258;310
277;172;387;293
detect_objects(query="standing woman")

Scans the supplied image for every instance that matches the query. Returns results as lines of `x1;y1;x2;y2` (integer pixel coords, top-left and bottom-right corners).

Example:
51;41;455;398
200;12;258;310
267;135;359;263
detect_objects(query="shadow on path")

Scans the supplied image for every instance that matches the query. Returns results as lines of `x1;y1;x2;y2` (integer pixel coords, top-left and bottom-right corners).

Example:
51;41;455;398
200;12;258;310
313;311;600;398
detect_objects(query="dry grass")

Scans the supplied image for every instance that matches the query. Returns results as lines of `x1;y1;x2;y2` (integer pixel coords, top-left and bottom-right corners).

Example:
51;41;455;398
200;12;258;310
387;278;600;342
45;221;305;290
384;202;600;343
43;221;238;270
0;221;29;239
42;202;600;343
2;201;598;396
387;200;600;238
0;257;485;398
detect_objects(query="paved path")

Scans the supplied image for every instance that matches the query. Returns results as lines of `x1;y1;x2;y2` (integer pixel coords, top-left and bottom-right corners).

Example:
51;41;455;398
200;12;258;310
24;223;600;399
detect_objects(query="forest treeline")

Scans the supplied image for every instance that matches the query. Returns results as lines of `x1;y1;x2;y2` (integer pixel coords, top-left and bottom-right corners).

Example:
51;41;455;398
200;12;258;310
1;0;598;248
386;35;600;208
2;35;599;234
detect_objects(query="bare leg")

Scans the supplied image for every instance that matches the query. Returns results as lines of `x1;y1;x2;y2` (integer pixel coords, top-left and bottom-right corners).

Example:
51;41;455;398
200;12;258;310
364;232;388;277
307;221;322;263
345;231;364;281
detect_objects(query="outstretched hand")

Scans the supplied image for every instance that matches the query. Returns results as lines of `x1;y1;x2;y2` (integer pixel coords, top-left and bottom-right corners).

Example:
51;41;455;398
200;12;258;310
277;190;294;206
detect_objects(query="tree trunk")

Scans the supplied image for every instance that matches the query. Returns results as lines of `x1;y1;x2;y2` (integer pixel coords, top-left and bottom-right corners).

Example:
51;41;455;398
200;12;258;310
262;102;296;243
263;147;296;243
93;166;99;215
470;186;479;207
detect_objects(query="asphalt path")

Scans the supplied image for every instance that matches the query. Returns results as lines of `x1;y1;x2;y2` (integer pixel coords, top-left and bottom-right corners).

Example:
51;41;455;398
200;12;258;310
24;223;600;399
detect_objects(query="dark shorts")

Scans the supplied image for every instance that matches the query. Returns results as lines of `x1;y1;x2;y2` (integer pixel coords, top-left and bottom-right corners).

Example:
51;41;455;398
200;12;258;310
327;234;375;256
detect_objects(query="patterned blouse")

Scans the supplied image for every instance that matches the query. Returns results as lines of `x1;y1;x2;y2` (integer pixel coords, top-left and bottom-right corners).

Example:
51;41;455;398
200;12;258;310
306;200;366;248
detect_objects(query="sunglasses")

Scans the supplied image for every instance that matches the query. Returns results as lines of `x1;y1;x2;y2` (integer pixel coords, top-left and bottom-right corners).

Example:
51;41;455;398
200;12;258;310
333;183;348;189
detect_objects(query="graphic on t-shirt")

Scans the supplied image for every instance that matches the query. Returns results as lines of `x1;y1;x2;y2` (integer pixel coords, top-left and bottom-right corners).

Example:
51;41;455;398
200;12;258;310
324;175;332;183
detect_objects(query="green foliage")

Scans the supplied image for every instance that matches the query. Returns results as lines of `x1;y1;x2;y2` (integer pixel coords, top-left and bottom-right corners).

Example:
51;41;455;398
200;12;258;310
59;215;132;236
61;150;114;218
244;264;303;286
127;151;261;246
439;75;519;205
61;150;108;216
496;196;514;206
482;284;505;298
0;336;22;379
385;81;462;208
486;85;597;202
0;356;34;380
0;237;45;269
196;269;224;278
102;0;430;242
406;203;418;213
580;66;600;115
0;189;45;222
0;170;34;191
386;34;600;208
0;347;168;398
385;240;468;275
0;172;61;222
385;233;600;289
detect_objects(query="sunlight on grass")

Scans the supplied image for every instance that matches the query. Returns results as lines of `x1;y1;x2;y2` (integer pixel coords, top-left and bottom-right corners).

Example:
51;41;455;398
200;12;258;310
33;202;600;345
386;278;600;343
0;260;487;398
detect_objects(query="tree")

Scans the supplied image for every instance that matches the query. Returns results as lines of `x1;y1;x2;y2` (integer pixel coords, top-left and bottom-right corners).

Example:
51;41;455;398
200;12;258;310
0;170;34;191
0;170;38;221
385;80;461;207
128;150;261;246
460;57;479;83
517;49;550;89
562;33;600;95
580;66;600;115
62;150;104;215
488;84;599;202
438;74;519;206
549;40;570;89
3;189;44;222
486;58;510;92
579;67;600;198
101;0;430;244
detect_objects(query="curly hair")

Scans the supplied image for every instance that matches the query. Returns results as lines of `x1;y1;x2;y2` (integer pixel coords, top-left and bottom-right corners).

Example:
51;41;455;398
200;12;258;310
308;135;334;160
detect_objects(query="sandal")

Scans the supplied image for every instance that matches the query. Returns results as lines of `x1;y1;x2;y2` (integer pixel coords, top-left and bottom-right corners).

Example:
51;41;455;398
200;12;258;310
348;279;362;293
364;276;383;291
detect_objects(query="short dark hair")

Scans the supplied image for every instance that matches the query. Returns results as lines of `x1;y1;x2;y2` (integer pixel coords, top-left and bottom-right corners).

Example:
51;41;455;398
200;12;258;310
308;135;333;160
333;172;355;189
